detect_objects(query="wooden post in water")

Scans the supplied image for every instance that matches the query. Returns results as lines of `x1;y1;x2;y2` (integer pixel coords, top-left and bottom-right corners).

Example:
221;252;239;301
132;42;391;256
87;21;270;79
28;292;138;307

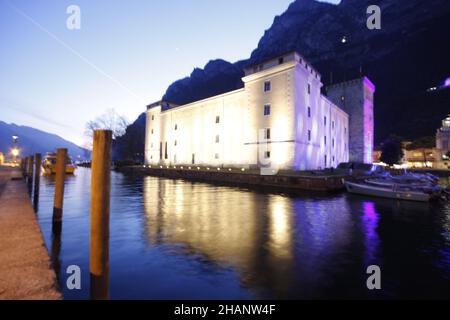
52;148;67;223
27;155;34;193
33;153;42;209
27;155;34;178
90;130;112;300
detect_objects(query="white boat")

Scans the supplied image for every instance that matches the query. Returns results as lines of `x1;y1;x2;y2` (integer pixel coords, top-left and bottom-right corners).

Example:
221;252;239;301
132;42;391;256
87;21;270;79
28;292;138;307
345;181;437;202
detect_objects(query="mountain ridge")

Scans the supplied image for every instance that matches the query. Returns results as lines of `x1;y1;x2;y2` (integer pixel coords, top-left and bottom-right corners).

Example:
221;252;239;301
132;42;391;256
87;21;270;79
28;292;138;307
116;0;450;161
0;121;90;160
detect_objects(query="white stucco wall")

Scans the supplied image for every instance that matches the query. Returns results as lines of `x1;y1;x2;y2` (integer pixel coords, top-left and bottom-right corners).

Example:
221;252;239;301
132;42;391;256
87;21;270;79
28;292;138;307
145;52;350;171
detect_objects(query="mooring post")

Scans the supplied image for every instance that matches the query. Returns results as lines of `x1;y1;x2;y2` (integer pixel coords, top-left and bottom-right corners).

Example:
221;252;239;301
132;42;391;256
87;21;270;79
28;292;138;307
27;155;34;192
33;153;42;209
52;148;67;223
90;130;112;300
27;155;34;178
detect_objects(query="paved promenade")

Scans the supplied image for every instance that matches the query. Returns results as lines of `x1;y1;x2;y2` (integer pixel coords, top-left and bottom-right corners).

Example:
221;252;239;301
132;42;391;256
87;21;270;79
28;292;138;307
0;166;61;300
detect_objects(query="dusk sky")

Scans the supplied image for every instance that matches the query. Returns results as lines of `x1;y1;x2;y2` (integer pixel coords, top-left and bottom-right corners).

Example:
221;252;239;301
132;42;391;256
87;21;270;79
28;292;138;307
0;0;340;147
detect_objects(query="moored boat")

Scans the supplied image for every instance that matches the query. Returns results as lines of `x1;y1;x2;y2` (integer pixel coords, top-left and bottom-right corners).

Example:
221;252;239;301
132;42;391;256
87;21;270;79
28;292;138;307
42;152;77;175
345;181;440;202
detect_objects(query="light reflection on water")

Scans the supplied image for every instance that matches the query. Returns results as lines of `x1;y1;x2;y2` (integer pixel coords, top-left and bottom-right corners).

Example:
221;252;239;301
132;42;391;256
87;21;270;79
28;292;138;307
35;168;450;299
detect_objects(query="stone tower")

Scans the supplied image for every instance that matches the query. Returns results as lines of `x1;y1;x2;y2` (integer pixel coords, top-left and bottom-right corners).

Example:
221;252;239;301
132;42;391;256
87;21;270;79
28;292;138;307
325;77;375;164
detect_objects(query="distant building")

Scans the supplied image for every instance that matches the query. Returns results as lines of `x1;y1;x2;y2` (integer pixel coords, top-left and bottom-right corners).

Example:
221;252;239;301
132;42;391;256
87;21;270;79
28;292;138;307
435;114;450;169
145;52;375;171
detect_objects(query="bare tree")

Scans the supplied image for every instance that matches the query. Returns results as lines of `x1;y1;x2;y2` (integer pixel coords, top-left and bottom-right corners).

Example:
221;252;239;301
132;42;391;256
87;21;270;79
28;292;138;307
84;108;129;140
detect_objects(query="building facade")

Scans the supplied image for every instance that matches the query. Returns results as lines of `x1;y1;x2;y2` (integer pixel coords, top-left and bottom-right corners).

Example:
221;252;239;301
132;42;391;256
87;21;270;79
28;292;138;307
145;52;375;171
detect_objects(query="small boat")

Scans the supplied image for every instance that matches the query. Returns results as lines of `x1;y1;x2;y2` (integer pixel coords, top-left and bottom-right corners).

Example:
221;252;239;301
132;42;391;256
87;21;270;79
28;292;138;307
42;152;77;175
345;181;440;202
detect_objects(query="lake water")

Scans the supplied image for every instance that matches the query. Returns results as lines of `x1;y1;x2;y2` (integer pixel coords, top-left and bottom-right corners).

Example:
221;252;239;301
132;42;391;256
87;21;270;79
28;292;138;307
34;168;450;299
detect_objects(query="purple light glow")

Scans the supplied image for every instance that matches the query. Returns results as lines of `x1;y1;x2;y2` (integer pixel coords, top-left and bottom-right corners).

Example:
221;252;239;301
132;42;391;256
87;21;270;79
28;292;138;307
444;78;450;88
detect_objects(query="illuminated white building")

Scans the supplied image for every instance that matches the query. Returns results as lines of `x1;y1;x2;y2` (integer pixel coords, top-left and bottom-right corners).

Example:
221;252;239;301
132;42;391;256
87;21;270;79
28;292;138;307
145;52;375;170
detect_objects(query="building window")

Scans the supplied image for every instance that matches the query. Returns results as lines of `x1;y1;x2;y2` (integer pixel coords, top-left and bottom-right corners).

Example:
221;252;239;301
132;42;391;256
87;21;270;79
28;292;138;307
192;154;195;165
151;115;154;120
307;107;311;118
324;136;327;146
164;142;168;159
151;143;153;148
345;127;347;134
332;121;335;130
160;142;162;160
308;130;311;141
324;116;327;126
332;156;335;162
332;139;335;148
174;124;178;130
174;140;177;146
215;153;219;160
174;155;177;163
264;104;271;116
264;128;271;140
265;151;271;159
264;81;271;92
215;135;220;143
324;155;327;167
278;57;284;64
308;84;311;94
216;116;220;124
151;129;154;134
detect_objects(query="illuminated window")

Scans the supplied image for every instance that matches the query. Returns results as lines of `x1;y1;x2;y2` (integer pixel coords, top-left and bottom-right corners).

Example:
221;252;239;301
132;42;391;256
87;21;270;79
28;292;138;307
264;81;271;92
264;104;271;116
215;135;220;143
216;116;220;124
340;95;345;102
264;128;271;140
265;151;271;159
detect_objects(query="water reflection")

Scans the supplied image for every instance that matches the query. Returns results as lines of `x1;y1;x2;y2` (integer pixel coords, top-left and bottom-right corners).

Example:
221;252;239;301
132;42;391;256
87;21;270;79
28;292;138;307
142;178;378;298
34;169;450;299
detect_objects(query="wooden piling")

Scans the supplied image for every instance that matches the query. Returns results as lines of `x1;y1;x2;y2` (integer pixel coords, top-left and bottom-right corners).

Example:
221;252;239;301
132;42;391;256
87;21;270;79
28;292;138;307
27;155;34;178
33;153;42;210
90;130;112;300
52;149;67;223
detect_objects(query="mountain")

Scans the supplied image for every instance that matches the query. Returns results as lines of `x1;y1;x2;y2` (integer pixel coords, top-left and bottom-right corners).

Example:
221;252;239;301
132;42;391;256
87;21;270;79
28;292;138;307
0;121;90;161
116;0;450;161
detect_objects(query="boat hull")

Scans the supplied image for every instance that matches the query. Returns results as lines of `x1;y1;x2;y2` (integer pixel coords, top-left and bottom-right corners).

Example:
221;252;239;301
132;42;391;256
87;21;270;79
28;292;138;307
345;181;432;202
42;165;76;175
